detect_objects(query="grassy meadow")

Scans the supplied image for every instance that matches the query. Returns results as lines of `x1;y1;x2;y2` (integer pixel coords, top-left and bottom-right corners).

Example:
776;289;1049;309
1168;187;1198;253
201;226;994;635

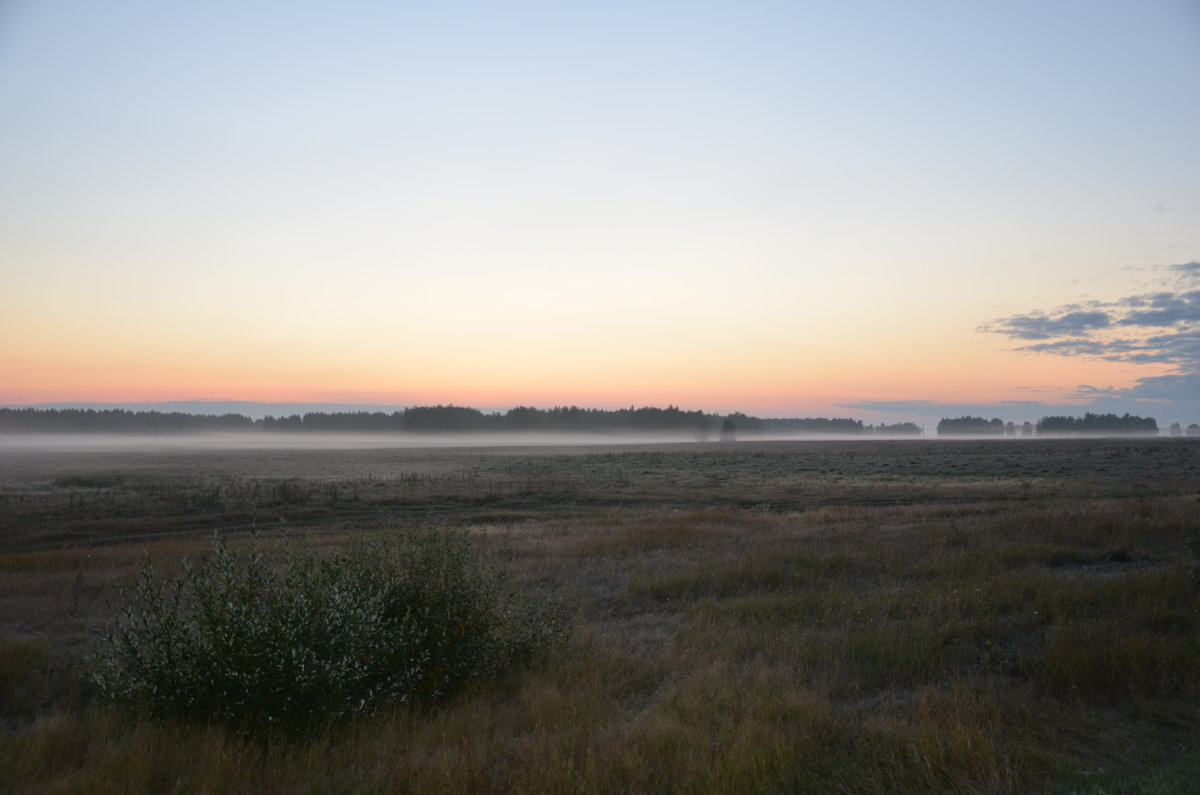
1;437;1198;793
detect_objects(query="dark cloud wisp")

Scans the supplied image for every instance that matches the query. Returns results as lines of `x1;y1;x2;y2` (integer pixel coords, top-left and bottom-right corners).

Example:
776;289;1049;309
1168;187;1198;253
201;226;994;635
984;310;1112;340
981;263;1200;371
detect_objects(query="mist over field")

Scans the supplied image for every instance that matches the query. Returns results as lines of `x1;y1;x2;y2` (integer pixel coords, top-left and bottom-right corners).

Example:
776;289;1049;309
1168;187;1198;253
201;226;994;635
0;431;914;454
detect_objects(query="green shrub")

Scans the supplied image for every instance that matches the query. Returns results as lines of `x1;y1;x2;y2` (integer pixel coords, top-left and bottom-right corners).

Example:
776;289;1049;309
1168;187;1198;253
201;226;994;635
91;530;568;735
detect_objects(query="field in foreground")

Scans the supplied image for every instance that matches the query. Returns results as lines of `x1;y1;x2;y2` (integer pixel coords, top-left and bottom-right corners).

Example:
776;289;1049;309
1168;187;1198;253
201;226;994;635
1;438;1198;793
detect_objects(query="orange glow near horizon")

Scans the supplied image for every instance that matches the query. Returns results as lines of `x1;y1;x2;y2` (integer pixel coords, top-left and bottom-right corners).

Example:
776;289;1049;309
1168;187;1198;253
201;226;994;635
2;330;1163;419
0;260;1176;419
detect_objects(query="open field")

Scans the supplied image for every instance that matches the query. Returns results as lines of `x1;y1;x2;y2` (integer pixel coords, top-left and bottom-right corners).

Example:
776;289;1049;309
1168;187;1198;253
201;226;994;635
2;438;1199;792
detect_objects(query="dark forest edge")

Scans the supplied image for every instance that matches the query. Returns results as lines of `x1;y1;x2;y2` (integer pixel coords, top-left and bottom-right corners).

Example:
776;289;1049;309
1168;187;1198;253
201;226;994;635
0;405;906;437
937;412;1193;437
0;406;1193;437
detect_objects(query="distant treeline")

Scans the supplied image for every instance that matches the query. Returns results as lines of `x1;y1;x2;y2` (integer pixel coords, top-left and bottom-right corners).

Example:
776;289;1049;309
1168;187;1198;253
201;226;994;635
937;413;1161;437
263;405;715;434
1036;413;1158;435
937;417;1008;435
866;422;923;436
718;415;921;435
3;407;1172;438
0;406;908;437
0;408;256;435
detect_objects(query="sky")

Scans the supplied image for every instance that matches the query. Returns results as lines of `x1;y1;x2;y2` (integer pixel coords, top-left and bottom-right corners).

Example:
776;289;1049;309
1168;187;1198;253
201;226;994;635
2;0;1199;426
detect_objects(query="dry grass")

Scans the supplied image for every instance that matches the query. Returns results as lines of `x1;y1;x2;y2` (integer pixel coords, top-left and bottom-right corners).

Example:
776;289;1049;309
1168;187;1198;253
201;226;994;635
2;438;1198;792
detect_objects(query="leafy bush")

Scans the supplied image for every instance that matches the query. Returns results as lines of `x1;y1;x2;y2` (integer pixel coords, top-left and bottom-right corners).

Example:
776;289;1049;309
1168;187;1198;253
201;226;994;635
91;530;568;735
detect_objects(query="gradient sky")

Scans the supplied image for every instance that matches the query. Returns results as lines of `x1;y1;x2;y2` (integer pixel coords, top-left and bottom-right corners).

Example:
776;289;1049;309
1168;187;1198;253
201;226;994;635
2;1;1199;425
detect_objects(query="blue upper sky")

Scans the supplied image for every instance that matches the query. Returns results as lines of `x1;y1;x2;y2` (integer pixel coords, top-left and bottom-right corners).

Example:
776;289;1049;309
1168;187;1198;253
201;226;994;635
2;1;1198;425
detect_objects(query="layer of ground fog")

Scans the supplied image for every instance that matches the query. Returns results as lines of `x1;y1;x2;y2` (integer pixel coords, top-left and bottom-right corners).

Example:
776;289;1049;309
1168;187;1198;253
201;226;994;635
2;438;1198;793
